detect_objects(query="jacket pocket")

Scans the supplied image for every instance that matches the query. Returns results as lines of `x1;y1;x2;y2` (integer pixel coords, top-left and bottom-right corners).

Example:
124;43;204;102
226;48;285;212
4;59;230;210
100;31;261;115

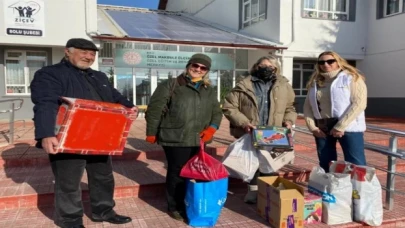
158;122;185;143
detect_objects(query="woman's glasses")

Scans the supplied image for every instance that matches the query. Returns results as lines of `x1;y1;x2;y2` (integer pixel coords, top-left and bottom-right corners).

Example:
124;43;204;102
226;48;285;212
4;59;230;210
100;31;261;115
191;63;208;72
318;59;337;65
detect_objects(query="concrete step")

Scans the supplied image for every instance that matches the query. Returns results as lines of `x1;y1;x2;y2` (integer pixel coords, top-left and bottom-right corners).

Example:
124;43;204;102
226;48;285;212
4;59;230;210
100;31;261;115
0;157;312;210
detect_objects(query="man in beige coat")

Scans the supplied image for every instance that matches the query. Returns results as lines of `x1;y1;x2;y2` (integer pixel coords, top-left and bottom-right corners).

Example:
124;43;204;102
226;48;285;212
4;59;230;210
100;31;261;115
222;55;297;203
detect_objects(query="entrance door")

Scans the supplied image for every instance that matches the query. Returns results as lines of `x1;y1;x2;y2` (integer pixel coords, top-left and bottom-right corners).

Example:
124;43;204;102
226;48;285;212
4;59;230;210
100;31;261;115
134;68;151;106
151;69;181;94
115;68;134;103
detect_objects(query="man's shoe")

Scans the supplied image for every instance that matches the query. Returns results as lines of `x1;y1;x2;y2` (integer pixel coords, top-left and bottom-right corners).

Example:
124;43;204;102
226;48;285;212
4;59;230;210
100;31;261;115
91;214;132;224
168;211;184;221
70;226;85;228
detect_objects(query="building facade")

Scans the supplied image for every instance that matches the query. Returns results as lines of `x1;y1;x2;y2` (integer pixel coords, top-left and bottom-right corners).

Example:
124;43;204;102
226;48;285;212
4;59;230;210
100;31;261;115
78;5;285;111
163;0;405;116
1;0;404;121
0;0;98;119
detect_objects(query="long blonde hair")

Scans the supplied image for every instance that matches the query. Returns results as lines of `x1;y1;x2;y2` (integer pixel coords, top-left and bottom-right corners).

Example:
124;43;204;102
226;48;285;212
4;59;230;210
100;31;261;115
250;55;282;77
306;51;365;89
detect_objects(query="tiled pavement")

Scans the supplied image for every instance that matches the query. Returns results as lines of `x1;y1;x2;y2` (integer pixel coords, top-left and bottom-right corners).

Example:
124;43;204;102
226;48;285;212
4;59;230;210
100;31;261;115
1;117;405;227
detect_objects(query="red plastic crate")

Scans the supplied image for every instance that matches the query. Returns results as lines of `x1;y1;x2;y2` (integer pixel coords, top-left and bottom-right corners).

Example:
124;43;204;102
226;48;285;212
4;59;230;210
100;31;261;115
54;97;137;155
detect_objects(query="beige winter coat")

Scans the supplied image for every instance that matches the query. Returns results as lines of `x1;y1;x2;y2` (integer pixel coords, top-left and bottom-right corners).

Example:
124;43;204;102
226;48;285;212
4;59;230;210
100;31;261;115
222;75;297;138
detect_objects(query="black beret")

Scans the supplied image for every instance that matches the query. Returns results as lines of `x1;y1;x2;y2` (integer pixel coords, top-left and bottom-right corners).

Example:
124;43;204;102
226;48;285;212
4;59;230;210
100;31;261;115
66;38;99;51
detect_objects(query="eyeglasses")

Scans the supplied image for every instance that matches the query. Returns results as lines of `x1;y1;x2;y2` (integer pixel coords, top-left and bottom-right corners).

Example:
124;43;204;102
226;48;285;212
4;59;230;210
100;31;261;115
191;63;208;72
318;59;337;65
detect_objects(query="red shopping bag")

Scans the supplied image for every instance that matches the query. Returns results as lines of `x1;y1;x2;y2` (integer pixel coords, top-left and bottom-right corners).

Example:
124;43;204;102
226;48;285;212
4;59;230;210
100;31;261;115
180;140;229;181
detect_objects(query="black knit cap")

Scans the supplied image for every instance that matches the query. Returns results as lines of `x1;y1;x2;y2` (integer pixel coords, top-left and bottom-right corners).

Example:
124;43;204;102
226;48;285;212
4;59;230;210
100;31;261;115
187;53;211;70
66;38;99;51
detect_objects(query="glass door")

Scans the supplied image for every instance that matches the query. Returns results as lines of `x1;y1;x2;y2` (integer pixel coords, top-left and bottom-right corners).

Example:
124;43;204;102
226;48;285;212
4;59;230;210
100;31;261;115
115;68;134;103
155;69;179;85
150;68;181;94
134;68;151;106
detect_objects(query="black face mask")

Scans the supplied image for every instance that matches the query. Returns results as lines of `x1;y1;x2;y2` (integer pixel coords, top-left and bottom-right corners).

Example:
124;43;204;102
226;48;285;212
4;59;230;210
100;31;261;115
256;66;276;81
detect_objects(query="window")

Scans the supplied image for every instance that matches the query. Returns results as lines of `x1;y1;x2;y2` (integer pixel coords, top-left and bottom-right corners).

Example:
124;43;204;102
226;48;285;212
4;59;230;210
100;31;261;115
179;45;203;52
152;44;177;51
241;0;267;29
235;49;249;83
302;0;354;21
5;50;47;95
99;42;113;58
292;63;315;96
384;0;404;16
115;42;133;49
135;68;151;106
377;0;405;19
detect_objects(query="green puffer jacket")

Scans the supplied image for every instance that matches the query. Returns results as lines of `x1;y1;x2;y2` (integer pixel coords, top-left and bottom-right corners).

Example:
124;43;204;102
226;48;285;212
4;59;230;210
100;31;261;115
146;74;222;147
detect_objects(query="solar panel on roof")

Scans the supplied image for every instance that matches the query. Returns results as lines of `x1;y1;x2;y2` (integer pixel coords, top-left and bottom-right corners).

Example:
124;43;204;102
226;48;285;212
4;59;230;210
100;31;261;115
104;9;269;45
125;28;147;38
139;29;169;39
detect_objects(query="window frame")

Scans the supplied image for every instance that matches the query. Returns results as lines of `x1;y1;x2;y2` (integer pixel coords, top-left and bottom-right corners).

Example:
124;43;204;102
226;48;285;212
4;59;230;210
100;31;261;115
302;0;352;21
383;0;404;17
4;50;47;95
241;0;267;29
292;62;316;97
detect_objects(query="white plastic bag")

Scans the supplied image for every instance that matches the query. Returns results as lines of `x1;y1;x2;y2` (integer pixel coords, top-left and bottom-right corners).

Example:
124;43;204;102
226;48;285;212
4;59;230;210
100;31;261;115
330;161;383;226
329;160;354;174
308;166;353;225
352;166;383;226
221;134;259;182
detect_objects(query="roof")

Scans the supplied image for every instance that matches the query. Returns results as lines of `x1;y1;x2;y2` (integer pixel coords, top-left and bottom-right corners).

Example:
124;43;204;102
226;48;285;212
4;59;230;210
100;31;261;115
96;5;285;49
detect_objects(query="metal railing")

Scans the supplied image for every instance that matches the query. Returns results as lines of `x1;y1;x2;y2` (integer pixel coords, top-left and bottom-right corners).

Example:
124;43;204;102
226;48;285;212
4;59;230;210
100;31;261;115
294;115;405;211
0;99;24;144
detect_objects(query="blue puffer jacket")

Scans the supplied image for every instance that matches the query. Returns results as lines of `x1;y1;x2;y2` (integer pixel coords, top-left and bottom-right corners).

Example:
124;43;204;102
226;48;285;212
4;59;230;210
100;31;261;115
30;59;134;141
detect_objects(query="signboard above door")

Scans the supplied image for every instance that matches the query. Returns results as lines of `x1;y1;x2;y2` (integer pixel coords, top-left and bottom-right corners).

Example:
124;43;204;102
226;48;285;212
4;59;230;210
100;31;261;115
114;49;235;70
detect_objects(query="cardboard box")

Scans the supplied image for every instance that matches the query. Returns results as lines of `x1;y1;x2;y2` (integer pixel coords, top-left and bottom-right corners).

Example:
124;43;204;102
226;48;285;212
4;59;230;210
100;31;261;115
257;149;295;173
257;176;304;228
54;97;137;155
303;193;322;225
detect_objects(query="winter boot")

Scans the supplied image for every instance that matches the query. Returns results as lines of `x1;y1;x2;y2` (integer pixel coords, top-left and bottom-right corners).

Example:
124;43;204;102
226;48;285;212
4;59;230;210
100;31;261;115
244;184;258;204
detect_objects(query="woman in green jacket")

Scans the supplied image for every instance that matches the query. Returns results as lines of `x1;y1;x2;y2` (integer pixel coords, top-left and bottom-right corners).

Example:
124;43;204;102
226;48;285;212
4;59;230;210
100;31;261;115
222;55;297;204
145;53;222;221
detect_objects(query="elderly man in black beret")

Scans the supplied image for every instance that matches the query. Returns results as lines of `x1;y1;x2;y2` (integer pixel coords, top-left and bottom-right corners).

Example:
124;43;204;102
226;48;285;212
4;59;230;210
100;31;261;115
30;38;136;228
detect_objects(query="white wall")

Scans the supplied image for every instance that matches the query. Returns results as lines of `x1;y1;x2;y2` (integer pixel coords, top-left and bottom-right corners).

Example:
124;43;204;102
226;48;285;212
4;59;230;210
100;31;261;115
357;2;405;97
166;0;279;39
0;0;97;47
193;0;240;30
283;0;369;60
52;47;65;63
165;0;214;14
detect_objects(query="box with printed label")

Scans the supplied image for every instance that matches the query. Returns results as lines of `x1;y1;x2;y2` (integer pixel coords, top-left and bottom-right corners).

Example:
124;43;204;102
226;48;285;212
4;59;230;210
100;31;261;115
257;176;304;228
54;97;137;155
303;192;322;225
252;126;293;149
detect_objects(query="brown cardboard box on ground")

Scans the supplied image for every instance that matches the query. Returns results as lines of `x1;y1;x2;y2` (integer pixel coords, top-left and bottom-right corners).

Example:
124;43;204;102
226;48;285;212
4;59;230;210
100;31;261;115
257;176;304;228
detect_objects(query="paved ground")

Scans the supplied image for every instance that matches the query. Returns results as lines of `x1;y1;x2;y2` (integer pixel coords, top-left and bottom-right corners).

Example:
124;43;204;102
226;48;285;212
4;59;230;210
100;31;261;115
1;117;405;227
